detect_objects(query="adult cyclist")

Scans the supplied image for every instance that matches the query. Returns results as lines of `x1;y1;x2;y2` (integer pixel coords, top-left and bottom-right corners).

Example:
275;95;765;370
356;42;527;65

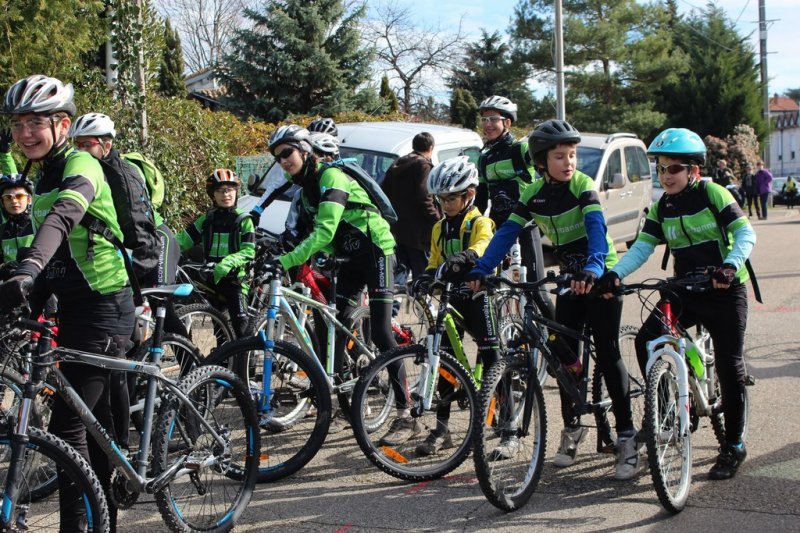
0;74;134;530
476;96;552;317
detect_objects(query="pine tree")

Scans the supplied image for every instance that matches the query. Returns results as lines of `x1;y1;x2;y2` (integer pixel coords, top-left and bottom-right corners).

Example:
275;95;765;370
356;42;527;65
221;0;372;121
656;5;765;140
450;88;478;129
379;75;399;113
159;18;186;97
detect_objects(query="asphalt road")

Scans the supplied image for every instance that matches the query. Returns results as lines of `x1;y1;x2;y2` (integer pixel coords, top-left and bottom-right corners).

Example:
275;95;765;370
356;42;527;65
121;207;800;532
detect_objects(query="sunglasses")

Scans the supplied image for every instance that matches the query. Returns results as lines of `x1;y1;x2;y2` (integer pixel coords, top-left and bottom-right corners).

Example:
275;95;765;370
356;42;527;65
436;192;467;204
275;147;297;162
10;117;52;133
75;139;102;150
480;116;505;124
214;187;238;195
657;163;691;175
2;192;30;202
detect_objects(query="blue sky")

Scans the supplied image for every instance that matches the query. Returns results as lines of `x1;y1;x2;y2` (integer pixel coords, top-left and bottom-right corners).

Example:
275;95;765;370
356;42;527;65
373;0;800;97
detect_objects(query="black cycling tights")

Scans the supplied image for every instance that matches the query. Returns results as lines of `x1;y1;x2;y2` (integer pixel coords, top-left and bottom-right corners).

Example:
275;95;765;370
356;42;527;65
555;293;633;432
634;284;748;445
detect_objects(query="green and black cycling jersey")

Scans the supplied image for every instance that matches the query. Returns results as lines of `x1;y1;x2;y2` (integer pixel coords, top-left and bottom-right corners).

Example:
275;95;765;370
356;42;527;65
476;132;536;225
176;206;256;281
637;180;751;283
1;211;34;263
278;163;395;270
16;145;129;297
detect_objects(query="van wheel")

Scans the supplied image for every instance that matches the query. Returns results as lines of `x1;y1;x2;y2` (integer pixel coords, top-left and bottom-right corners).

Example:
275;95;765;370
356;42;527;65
626;212;646;249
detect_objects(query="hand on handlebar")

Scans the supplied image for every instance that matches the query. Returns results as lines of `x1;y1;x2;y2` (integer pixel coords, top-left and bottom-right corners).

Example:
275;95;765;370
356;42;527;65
465;270;486;292
570;270;597;296
596;271;621;299
711;263;736;290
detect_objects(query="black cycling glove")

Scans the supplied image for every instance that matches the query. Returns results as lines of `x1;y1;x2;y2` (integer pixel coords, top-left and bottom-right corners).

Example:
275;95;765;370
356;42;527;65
440;250;478;283
410;273;434;297
596;271;620;294
712;263;737;285
572;269;597;286
0;128;12;153
0;274;33;311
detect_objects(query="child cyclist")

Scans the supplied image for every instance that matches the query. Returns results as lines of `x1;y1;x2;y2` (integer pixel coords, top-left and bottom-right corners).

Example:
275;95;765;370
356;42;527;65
176;169;256;338
0;174;34;275
409;156;497;455
597;127;756;480
468;119;641;479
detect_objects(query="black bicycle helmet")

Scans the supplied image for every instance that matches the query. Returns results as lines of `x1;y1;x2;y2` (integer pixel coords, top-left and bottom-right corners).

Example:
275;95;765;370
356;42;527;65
0;174;33;196
527;119;582;161
308;117;338;137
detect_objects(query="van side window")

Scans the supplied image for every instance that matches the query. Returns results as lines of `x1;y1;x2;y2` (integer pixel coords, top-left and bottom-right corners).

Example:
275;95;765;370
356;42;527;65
604;149;623;188
624;146;651;183
439;146;481;164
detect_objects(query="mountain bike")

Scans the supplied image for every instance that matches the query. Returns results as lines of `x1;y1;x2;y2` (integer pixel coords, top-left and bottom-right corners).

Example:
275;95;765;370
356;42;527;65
618;273;754;513
0;283;260;532
350;277;487;481
472;272;645;511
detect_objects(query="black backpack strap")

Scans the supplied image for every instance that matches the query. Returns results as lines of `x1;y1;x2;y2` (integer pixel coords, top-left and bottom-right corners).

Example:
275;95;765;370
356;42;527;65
461;216;479;252
81;213;144;305
256;180;293;213
202;209;215;257
478;152;488;182
510;143;534;183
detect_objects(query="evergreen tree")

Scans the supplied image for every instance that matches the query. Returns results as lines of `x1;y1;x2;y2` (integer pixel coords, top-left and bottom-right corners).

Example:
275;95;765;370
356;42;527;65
450;88;478;130
511;0;683;137
379;74;400;113
159;18;186;97
221;0;372;121
656;5;765;140
449;30;535;127
0;0;107;89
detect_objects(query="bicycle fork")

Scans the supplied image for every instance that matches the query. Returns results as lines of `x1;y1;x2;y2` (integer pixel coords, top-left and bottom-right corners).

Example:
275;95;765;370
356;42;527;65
646;336;692;438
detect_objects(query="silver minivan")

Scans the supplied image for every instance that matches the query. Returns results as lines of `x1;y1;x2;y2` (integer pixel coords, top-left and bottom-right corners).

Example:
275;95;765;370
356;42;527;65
239;122;483;234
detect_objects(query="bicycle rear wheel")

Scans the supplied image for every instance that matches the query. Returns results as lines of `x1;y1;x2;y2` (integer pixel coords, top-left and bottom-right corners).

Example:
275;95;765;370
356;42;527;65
153;365;259;532
497;314;548;386
473;354;547;512
350;345;477;481
176;303;235;357
592;325;645;453
205;337;331;482
392;289;430;344
0;427;109;532
644;358;692;513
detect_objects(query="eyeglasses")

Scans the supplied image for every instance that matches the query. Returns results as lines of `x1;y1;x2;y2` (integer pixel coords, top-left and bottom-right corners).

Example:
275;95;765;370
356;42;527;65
480;116;505;124
214;187;237;195
75;139;102;150
9;117;52;133
657;163;691;175
275;147;296;162
436;192;467;204
2;192;29;202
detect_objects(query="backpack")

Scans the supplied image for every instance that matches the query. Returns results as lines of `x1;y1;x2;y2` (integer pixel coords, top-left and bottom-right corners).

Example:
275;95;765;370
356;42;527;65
325;159;398;224
123;152;165;210
656;179;761;302
478;141;535;185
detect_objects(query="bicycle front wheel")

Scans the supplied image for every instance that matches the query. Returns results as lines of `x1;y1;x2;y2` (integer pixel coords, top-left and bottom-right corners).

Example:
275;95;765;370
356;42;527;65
350;345;477;481
176;303;235;357
153;365;259;532
645;358;692;514
205;337;332;482
473;354;547;512
0;427;110;532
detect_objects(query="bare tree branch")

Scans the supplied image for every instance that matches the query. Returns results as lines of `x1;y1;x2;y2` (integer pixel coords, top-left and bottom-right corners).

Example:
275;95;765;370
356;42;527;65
364;1;467;113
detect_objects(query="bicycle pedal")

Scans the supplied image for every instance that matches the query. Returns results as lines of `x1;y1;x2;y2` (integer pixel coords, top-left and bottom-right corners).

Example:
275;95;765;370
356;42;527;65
746;374;756;386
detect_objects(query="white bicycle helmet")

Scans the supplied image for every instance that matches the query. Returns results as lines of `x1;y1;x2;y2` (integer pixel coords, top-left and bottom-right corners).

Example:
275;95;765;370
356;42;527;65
268;125;311;155
479;95;517;122
69;113;116;139
308;132;340;156
308;117;338;137
3;75;76;116
428;156;479;195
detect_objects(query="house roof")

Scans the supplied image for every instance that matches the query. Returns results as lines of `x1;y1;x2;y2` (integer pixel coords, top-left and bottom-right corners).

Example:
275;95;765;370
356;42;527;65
774;111;799;130
770;94;799;113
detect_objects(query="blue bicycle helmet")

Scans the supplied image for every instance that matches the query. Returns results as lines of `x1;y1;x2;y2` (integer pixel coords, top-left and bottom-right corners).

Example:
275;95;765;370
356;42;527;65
648;128;706;165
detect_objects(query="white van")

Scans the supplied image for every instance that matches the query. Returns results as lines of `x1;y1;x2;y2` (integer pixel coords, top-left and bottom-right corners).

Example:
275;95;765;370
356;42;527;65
239;122;483;234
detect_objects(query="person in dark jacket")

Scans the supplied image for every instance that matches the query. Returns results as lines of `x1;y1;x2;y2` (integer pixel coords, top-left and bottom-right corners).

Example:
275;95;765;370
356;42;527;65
381;132;441;285
740;164;761;218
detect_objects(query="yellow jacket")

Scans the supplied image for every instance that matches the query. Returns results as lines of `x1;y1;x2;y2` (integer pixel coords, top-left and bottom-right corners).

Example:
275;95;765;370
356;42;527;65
427;206;495;270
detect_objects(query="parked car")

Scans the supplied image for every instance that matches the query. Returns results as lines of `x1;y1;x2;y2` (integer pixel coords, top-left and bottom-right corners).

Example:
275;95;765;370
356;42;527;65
574;132;653;248
239;122;483;234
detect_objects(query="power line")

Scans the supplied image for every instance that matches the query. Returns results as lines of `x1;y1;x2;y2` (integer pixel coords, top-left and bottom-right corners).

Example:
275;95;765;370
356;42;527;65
734;0;751;25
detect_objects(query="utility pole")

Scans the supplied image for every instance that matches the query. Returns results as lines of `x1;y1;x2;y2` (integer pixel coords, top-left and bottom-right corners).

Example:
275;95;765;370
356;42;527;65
554;0;566;120
759;0;770;167
104;1;117;87
136;0;148;146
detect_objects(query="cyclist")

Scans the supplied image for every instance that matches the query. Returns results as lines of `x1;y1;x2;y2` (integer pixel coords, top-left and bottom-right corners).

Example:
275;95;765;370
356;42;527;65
476;96;552;316
0;127;18;176
468;119;641;479
176;169;256;339
267;125;413;442
411;156;497;455
0;74;134;530
0;174;34;272
598;127;756;480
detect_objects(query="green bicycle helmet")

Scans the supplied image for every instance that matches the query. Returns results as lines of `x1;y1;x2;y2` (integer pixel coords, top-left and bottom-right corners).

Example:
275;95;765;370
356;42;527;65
647;128;706;165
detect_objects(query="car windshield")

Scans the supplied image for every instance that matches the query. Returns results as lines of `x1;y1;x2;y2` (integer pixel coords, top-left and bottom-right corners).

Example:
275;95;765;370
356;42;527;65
577;146;603;180
340;148;397;185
